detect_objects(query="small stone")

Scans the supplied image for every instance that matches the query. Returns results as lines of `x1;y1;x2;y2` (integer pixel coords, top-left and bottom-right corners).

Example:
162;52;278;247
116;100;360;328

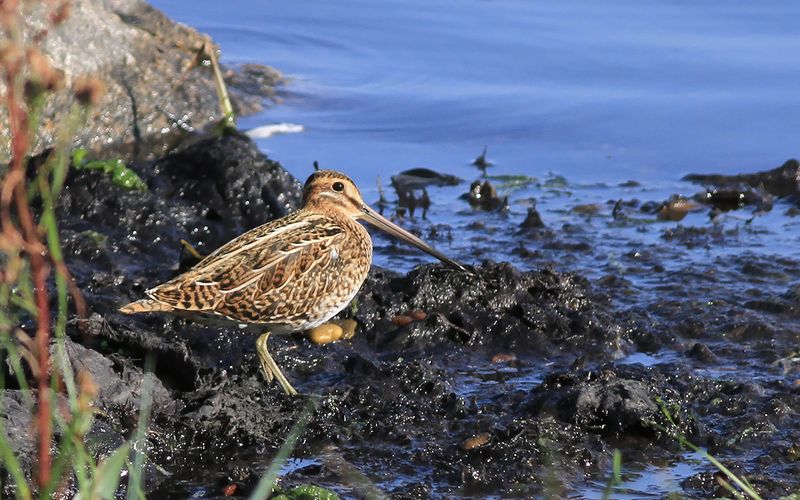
460;433;491;450
463;180;503;211
520;206;545;229
491;353;516;364
571;204;600;216
339;319;357;340
391;315;414;326
308;323;343;344
410;310;427;321
686;342;718;363
658;198;701;221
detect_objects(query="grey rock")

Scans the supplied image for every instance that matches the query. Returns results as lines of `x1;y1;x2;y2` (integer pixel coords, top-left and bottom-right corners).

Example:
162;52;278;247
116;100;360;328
1;0;279;163
225;63;285;116
56;335;178;417
0;386;166;497
0;390;36;489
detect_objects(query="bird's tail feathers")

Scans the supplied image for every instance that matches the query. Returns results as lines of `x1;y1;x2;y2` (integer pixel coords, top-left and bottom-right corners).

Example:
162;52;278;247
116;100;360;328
118;298;174;315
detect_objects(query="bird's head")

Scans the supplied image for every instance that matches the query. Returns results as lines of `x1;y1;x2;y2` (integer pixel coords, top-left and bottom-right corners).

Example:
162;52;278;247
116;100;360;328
302;169;471;274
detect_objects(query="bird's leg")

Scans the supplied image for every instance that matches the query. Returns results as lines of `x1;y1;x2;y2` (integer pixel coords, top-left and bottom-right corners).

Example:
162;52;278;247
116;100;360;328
255;331;298;396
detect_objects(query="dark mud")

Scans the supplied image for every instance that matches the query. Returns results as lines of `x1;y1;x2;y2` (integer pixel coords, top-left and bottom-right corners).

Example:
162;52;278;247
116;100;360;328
3;135;800;498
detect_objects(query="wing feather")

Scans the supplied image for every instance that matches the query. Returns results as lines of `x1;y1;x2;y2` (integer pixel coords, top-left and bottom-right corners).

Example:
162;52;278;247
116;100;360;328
148;210;345;319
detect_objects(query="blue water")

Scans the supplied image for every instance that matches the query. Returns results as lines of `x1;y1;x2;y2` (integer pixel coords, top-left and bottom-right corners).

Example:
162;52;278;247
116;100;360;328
583;451;707;499
151;0;800;274
153;0;800;184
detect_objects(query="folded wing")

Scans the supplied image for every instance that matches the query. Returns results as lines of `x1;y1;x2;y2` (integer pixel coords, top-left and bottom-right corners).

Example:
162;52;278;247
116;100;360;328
147;211;346;323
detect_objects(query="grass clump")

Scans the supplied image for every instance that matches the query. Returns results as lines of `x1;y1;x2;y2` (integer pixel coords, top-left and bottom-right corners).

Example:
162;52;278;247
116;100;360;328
0;1;151;497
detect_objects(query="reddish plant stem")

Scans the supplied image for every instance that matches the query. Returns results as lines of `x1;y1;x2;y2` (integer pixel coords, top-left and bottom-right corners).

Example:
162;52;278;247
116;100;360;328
30;253;52;489
4;64;53;489
53;256;87;319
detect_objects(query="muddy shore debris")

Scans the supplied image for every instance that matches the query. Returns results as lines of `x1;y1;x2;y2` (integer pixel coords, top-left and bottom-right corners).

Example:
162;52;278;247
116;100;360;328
684;158;800;199
3;132;798;497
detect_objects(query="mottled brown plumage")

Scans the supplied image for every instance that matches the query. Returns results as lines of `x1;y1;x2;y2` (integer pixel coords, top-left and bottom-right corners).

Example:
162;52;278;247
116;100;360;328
120;170;468;395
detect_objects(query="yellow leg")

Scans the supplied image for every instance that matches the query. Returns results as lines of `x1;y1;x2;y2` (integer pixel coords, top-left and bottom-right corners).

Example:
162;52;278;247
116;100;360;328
255;332;298;396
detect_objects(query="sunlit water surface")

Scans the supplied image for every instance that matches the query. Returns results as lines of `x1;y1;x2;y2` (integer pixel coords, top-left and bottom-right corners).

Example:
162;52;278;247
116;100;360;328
152;0;800;270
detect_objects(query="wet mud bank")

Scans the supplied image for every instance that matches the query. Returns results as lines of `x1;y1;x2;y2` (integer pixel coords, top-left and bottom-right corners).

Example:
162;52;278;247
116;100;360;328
3;135;800;498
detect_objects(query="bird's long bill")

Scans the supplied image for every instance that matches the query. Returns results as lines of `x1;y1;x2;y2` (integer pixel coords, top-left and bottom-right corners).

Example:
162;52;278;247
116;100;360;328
361;204;471;274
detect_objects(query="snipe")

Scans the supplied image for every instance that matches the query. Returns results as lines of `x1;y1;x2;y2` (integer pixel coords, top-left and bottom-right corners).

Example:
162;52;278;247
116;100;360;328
120;170;469;395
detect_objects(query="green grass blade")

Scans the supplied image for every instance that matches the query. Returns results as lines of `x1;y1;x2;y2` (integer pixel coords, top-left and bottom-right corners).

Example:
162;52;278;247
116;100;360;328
0;339;34;410
655;399;763;500
601;449;622;500
0;369;32;500
0;430;32;500
248;398;318;500
126;358;155;500
91;444;130;500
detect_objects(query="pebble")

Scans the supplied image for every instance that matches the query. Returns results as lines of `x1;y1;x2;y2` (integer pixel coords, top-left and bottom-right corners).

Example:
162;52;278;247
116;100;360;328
339;319;357;340
308;323;342;344
461;433;491;450
308;319;358;344
391;315;414;326
491;353;516;364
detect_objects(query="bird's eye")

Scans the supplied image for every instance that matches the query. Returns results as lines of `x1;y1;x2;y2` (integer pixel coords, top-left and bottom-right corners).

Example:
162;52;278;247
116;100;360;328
332;182;345;192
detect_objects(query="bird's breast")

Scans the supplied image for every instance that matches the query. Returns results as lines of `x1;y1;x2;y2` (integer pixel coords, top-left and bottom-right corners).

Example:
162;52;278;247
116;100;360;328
282;217;372;330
